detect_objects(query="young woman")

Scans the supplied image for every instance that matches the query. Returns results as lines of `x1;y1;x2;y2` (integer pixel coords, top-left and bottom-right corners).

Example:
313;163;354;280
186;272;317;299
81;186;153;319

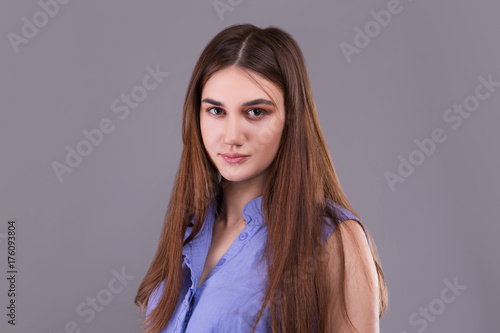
135;23;388;333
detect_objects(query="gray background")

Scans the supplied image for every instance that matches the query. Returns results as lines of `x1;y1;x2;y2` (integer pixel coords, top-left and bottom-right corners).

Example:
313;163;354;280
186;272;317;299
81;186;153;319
1;0;499;332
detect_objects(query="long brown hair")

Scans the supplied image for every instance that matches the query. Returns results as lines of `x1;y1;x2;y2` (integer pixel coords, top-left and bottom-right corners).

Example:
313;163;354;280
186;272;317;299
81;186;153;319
135;23;388;332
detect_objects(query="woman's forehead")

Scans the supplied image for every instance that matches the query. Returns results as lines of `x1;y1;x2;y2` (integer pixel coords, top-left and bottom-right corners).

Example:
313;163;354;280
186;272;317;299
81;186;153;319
201;67;283;105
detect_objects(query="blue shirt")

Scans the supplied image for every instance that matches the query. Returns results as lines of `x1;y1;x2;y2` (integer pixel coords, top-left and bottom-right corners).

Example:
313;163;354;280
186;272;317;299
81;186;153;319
146;195;366;332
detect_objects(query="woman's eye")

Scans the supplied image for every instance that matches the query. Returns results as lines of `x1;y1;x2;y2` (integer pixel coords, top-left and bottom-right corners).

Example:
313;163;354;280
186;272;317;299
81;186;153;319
207;107;222;116
248;108;267;118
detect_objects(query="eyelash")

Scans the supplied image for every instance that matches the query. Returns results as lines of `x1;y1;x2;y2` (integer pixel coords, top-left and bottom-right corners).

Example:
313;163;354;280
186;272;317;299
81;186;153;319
206;107;268;119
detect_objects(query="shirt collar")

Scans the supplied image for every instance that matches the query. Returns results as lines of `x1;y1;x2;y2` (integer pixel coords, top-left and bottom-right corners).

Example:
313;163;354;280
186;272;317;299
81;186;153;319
207;194;264;226
241;194;263;225
184;194;264;238
182;195;264;258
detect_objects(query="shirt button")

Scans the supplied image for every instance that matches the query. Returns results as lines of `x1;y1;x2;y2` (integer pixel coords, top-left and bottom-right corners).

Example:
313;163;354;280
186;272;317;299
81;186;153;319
217;258;226;266
239;232;248;240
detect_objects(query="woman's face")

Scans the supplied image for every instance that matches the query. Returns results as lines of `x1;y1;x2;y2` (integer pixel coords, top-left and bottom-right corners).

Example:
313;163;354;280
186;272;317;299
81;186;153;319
200;65;285;184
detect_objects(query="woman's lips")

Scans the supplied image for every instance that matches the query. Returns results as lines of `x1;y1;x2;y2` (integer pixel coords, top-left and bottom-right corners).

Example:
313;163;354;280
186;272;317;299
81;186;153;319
220;153;249;164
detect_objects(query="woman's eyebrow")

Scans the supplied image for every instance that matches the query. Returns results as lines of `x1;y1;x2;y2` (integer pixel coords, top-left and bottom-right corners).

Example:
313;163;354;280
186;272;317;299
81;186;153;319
201;98;275;107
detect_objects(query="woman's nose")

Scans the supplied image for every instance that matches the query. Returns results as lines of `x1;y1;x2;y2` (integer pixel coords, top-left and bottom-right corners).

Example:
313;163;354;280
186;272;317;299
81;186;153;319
223;113;245;145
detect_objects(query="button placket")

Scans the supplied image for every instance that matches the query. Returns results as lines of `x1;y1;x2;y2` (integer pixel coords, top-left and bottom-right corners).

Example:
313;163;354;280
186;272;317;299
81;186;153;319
204;224;255;282
187;288;194;303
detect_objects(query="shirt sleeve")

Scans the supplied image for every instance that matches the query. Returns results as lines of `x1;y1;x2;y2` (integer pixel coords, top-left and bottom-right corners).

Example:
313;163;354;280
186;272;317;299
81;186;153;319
326;201;370;246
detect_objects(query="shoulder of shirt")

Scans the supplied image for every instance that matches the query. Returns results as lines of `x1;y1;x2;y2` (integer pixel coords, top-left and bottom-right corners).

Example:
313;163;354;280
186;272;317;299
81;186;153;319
324;200;369;245
327;201;359;223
